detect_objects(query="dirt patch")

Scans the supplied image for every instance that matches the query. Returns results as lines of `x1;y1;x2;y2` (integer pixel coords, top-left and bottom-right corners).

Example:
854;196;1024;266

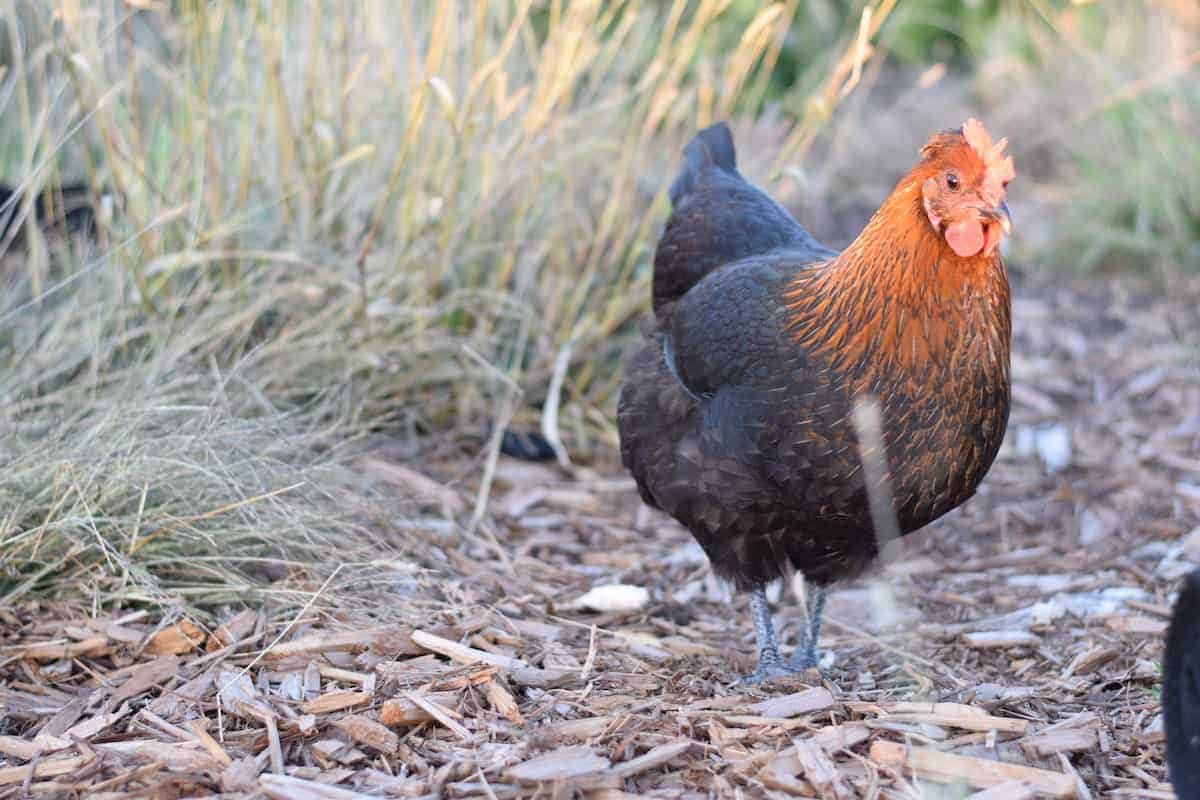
2;274;1197;797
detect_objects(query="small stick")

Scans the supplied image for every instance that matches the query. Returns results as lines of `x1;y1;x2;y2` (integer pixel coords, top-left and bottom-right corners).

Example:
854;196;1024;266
187;719;233;767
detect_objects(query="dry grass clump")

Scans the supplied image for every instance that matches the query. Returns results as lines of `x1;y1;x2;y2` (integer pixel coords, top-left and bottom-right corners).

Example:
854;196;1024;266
0;254;394;610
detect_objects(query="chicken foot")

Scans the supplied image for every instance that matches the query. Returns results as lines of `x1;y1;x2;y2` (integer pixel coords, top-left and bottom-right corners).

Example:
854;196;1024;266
740;586;804;684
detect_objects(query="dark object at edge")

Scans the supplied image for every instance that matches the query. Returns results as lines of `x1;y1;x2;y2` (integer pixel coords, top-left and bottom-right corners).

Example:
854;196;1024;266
1165;567;1200;800
0;182;96;241
498;428;557;461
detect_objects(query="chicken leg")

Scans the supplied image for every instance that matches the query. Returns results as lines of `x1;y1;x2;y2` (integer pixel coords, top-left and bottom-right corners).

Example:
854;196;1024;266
789;583;827;670
741;586;803;684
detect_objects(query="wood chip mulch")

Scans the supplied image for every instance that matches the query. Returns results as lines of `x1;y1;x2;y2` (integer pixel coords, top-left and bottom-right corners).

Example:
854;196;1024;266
2;274;1197;798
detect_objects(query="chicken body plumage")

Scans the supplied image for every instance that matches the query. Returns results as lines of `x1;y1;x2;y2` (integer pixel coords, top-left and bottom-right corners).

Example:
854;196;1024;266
618;122;1013;678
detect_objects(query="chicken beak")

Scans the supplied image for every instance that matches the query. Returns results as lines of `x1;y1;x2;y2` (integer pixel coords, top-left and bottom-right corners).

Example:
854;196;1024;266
997;201;1012;235
980;201;1012;236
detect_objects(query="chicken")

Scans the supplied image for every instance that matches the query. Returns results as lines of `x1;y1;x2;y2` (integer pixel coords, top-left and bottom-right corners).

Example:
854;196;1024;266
1165;568;1200;797
618;120;1014;682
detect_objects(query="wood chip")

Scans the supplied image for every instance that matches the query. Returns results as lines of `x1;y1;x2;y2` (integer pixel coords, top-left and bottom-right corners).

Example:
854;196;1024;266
109;655;180;708
1022;727;1098;757
485;679;524;725
808;723;872;753
877;702;1029;734
428;665;499;691
536;716;616;743
262;626;420;660
508;618;563;641
794;739;854;800
1105;615;1167;635
137;708;193;741
107;740;221;772
333;714;399;755
145;620;207;655
378;691;459;727
217;670;260;718
65;703;132;741
210;610;258;649
148;670;213;718
962;630;1041;649
0;735;70;761
39;697;86;737
1063;646;1120;676
759;749;811;794
261;773;377;799
84;618;146;645
403;690;471;740
239;701;285;774
221;757;260;793
967;780;1040;799
298;690;371;714
316;664;371;686
303;662;322;702
1021;712;1101;757
311;739;347;768
184;719;232;767
608;737;694;778
510;666;578;688
748;687;836;719
870;740;1076;797
409;629;529;670
18;636;110;661
0;755;89;785
507;746;610;782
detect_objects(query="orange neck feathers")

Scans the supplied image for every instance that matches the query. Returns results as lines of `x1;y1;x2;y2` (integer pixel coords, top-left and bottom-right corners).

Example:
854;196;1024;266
832;171;1003;300
784;168;1011;380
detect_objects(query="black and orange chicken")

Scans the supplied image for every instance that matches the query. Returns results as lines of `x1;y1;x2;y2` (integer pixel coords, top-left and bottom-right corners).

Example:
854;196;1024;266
618;120;1015;682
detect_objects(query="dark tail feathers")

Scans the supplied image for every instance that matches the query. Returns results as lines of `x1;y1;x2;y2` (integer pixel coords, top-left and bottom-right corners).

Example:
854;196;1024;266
651;122;829;320
668;122;737;206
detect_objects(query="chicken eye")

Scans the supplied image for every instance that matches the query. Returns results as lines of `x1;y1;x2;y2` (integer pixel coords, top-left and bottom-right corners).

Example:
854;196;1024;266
945;172;960;191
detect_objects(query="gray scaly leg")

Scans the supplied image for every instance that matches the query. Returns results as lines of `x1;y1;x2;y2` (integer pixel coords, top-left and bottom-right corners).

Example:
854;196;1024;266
789;582;827;669
740;586;801;684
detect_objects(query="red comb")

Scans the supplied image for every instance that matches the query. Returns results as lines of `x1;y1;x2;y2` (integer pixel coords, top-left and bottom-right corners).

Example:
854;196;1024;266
963;118;1015;193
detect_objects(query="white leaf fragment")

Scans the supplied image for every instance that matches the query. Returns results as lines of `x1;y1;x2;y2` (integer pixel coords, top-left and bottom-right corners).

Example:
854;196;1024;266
568;584;650;613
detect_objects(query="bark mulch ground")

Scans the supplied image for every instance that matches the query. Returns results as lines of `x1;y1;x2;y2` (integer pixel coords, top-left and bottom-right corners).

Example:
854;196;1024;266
2;275;1197;798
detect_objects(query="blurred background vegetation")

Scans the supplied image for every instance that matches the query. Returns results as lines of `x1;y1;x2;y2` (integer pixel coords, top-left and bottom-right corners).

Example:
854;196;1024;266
0;0;1196;612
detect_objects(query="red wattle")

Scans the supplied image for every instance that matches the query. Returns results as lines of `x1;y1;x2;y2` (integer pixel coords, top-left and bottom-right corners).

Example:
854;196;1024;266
945;219;985;258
